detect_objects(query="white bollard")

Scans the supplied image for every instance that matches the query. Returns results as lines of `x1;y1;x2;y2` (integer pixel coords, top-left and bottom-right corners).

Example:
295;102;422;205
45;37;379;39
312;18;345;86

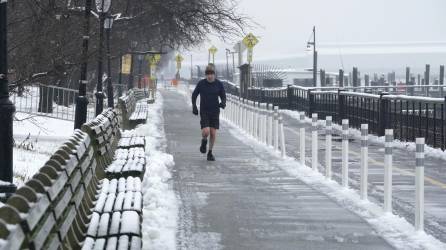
415;138;425;231
253;102;258;140
267;104;273;147
247;101;252;135
263;103;268;144
279;115;286;158
384;129;393;213
299;112;306;165
360;124;369;200
325;116;332;179
311;114;318;172
342;119;349;188
274;106;279;151
258;103;263;141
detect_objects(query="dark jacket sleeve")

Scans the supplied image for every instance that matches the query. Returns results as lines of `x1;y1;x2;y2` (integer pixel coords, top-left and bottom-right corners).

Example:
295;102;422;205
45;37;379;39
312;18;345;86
192;82;200;107
219;81;226;108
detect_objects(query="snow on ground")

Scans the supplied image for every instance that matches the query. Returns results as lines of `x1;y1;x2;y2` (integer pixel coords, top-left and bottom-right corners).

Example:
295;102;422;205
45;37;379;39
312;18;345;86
13;112;73;187
221;115;446;250
123;93;178;250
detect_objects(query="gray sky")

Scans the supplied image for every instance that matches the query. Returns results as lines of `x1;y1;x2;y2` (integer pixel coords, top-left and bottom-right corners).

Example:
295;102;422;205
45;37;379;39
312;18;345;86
188;0;446;66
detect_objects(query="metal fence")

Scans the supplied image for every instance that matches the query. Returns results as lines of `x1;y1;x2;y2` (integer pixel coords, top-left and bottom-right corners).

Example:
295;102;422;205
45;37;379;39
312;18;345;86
12;84;97;121
222;81;446;150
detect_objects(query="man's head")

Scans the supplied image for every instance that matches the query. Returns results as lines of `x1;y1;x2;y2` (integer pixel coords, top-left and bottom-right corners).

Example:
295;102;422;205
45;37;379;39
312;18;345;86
205;64;216;82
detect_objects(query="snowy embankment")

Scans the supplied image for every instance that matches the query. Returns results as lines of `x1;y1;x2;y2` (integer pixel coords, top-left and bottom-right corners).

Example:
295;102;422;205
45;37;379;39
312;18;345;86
13;112;73;187
125;93;178;250
221;113;446;250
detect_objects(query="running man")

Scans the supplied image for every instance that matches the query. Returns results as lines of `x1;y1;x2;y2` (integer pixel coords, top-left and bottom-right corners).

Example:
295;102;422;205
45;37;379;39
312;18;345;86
192;64;226;161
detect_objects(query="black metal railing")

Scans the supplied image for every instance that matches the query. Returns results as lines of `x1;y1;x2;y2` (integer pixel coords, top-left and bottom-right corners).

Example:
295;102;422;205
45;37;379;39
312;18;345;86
221;81;446;150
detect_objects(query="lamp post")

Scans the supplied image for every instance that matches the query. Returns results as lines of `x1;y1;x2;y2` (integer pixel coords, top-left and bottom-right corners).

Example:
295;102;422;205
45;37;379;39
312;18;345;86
137;54;143;89
74;0;93;129
0;0;17;197
225;49;230;80
104;16;114;108
128;41;138;90
95;0;111;116
307;26;317;87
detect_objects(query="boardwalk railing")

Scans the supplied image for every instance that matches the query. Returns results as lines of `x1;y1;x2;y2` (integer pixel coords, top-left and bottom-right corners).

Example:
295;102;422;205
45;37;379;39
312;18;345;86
223;81;446;150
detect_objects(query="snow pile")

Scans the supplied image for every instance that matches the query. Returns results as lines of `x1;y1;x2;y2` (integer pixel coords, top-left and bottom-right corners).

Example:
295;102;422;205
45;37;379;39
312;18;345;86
127;93;178;250
223;115;446;250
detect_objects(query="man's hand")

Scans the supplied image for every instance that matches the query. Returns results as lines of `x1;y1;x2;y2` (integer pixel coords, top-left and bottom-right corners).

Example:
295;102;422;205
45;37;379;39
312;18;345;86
192;105;198;115
219;103;226;109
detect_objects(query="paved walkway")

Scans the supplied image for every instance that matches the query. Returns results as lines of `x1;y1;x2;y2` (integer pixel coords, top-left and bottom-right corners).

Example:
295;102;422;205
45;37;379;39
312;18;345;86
281;113;446;242
162;90;393;250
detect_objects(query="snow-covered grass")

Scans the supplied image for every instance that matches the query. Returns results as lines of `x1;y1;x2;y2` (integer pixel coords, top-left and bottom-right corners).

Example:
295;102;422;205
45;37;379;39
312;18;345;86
221;114;446;250
124;93;178;250
12;112;73;187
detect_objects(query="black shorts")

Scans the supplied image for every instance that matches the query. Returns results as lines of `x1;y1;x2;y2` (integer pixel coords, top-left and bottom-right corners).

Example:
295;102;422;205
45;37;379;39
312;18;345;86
200;112;220;129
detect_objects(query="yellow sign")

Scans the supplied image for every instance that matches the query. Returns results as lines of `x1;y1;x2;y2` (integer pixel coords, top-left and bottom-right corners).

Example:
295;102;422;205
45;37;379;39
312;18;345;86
175;54;184;63
208;45;218;55
243;33;259;49
121;54;132;74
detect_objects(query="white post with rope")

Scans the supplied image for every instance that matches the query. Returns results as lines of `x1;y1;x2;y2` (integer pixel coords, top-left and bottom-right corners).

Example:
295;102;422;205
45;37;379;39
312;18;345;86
325;116;332;179
311;114;318;172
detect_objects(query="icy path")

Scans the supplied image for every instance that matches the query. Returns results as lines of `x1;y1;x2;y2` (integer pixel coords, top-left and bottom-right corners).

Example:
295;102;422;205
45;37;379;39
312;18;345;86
162;90;393;250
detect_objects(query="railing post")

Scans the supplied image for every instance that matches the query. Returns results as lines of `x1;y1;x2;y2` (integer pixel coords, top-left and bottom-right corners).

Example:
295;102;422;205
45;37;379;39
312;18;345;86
325;116;332;179
299;112;306;165
342;119;349;188
308;90;314;116
338;89;345;123
311;113;319;172
253;101;258;139
378;93;389;137
360;124;369;200
415;138;425;231
384;129;393;213
287;85;293;110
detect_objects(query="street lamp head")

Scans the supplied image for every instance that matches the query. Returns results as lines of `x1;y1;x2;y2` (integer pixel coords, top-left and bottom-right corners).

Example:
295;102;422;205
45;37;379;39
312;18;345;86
95;0;111;13
104;16;114;29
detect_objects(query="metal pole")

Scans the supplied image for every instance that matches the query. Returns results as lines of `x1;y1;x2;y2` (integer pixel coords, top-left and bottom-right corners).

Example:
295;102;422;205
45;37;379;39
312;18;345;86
74;0;93;129
118;55;123;97
95;12;106;116
0;0;17;196
313;26;317;87
137;56;143;89
415;138;425;231
360;124;368;200
106;25;113;108
384;129;393;213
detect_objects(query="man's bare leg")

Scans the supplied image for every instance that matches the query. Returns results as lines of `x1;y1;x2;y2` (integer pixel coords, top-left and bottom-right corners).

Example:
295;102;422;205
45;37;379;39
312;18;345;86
207;128;217;161
209;128;217;151
200;127;210;153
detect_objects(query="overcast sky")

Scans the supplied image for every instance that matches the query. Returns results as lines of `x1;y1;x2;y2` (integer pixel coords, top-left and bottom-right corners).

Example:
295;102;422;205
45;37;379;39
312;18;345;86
188;0;446;65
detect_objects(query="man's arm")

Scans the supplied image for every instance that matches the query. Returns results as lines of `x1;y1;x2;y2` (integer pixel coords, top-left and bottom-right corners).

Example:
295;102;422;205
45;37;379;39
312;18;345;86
192;82;200;115
219;82;226;109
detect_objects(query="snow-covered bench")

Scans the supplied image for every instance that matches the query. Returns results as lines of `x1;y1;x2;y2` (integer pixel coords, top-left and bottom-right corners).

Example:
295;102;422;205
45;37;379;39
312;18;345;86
118;89;149;129
0;109;148;250
0;130;100;249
